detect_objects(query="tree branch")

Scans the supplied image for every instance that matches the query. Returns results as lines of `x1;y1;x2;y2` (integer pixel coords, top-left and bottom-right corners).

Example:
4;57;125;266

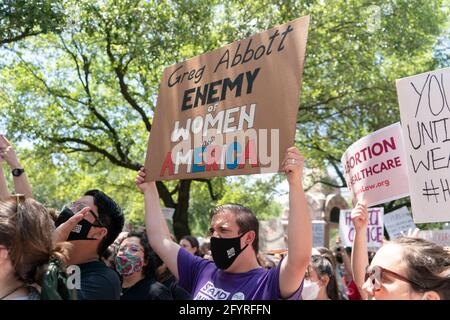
298;142;341;163
49;136;140;171
54;135;176;211
105;27;152;132
59;35;87;91
328;158;347;188
10;49;87;106
194;178;218;200
385;200;411;212
305;179;345;192
156;181;176;208
301;87;383;111
170;184;180;196
59;38;130;163
1;29;41;45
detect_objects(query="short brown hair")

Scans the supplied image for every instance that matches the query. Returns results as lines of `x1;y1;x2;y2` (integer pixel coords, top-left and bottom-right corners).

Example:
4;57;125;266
0;196;69;285
211;204;259;254
392;237;450;299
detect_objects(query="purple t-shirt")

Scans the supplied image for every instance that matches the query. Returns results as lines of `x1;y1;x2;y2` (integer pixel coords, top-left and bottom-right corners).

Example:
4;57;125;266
177;247;303;300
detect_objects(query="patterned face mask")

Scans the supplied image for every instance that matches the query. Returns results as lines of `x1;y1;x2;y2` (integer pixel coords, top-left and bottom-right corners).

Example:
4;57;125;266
115;252;144;277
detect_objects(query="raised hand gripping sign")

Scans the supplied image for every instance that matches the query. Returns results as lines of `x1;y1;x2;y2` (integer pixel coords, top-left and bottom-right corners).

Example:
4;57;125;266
144;16;310;181
396;67;450;223
339;207;384;251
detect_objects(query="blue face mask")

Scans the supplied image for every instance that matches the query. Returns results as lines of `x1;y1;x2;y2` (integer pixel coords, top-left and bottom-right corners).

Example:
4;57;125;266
54;207;98;241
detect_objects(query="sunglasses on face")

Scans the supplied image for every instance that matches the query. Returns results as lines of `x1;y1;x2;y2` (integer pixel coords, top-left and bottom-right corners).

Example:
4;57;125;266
364;265;426;291
66;201;105;228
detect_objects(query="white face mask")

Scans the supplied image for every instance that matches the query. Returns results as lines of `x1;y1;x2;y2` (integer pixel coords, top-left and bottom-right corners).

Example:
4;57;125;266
301;279;320;300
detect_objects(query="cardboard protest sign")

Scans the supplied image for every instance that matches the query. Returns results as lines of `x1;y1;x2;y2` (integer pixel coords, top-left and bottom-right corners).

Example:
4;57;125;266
383;206;416;240
341;123;409;207
418;229;450;247
312;220;326;247
339;207;384;251
396;67;450;223
145;16;310;180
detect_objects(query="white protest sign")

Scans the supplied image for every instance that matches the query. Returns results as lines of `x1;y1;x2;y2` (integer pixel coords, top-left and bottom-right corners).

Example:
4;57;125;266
384;206;416;240
312;220;326;247
396;67;450;223
339;207;384;251
418;229;450;247
341;122;409;207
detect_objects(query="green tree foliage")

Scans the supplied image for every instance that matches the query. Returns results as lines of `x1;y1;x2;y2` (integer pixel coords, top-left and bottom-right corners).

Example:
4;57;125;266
0;0;225;238
1;147;145;227
189;175;284;236
0;0;65;45
224;0;448;188
0;0;448;236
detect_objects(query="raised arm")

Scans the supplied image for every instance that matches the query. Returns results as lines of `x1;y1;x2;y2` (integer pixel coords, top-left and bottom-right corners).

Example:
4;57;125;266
135;168;181;279
0;161;12;201
0;135;33;198
279;147;312;298
350;202;369;300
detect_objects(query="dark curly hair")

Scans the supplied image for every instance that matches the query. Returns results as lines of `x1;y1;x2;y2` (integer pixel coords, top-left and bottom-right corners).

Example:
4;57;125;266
123;231;162;278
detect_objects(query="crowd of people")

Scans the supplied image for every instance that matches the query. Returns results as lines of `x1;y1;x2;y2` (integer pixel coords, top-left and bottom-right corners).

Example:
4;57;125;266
1;134;449;300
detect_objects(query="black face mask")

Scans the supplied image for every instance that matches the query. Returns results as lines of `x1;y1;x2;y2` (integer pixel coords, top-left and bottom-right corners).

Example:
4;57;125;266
54;207;97;241
210;232;249;270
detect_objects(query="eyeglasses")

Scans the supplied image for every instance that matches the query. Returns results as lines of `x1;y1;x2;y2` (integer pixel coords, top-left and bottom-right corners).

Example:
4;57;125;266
118;244;144;254
364;265;426;291
66;201;105;228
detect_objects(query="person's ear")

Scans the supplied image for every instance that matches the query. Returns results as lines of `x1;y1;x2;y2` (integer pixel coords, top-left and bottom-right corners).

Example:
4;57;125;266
92;227;108;240
0;246;9;262
421;291;441;300
245;231;256;246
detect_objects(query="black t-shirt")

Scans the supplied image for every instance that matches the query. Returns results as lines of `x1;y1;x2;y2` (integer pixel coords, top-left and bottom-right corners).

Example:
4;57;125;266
162;275;192;300
77;261;121;300
120;277;173;300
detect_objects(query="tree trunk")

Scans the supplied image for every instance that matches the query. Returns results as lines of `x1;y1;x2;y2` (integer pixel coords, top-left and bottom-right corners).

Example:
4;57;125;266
155;181;176;208
173;179;192;240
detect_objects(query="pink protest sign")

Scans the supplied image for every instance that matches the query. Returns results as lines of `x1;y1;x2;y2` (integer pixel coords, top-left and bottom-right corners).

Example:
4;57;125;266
341;122;409;207
339;207;384;251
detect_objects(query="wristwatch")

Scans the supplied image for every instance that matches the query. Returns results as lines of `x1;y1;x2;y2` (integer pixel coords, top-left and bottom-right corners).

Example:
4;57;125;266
12;168;25;177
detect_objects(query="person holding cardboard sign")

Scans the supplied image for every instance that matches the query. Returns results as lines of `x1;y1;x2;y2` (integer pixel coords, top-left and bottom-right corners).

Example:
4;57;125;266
351;202;450;300
136;146;311;300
